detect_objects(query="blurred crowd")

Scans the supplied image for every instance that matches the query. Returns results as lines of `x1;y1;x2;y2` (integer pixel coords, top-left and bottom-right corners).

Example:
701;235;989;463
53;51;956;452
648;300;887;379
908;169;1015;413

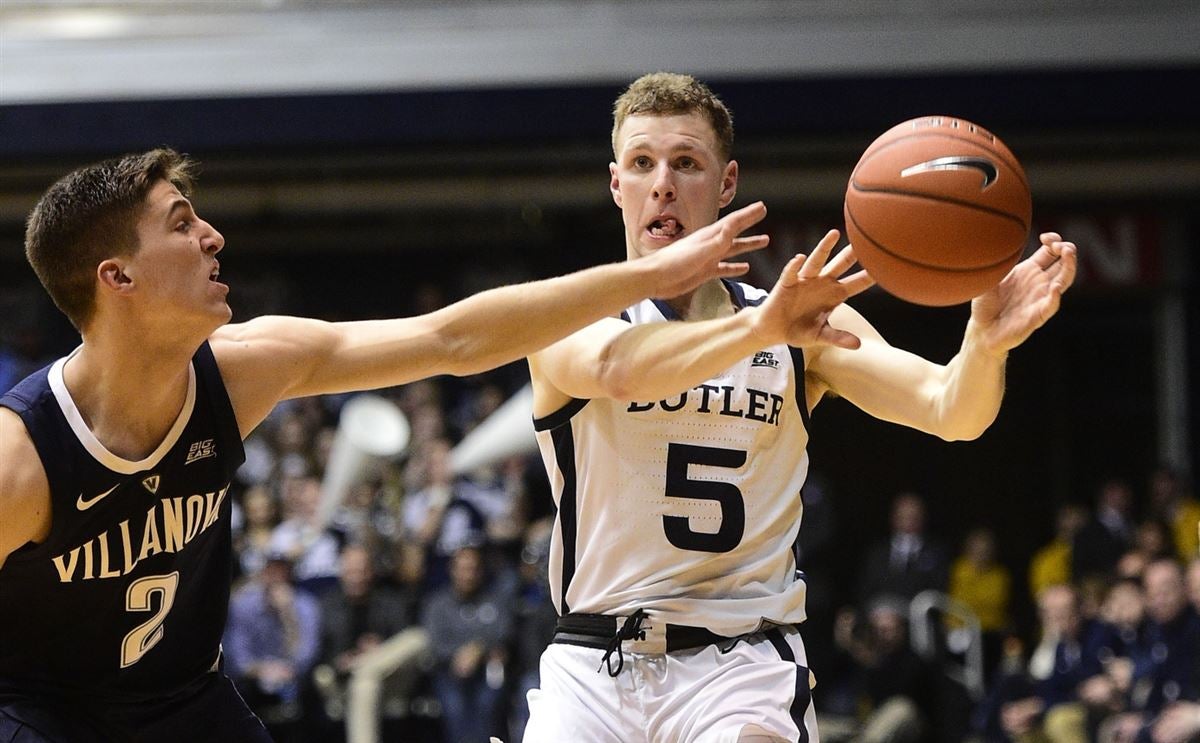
2;322;1198;743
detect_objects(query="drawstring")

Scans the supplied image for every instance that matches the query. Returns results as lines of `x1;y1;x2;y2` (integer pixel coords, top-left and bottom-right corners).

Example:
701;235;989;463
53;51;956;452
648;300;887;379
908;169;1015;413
597;609;647;677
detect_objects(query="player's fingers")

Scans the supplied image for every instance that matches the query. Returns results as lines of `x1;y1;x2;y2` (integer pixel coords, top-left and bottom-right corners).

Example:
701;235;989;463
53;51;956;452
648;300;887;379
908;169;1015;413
726;234;770;258
799;230;840;278
718;201;768;234
1027;242;1063;271
777;253;807;288
1039;232;1062;245
1050;244;1077;293
839;269;876;297
821;245;858;278
714;261;752;278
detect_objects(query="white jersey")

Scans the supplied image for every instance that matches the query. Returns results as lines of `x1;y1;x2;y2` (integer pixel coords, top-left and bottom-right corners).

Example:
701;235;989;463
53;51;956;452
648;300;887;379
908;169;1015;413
533;281;812;638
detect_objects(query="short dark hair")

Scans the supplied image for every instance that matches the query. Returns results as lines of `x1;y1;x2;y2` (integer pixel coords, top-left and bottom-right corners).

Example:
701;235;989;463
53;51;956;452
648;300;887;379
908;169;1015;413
24;148;195;330
612;72;734;161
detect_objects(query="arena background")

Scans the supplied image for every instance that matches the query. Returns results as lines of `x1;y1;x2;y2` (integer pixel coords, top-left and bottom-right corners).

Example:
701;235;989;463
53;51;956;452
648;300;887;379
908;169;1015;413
2;0;1198;672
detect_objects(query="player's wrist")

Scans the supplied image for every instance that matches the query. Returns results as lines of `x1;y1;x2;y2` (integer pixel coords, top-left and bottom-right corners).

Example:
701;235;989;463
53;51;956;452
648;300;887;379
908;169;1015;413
964;319;1008;362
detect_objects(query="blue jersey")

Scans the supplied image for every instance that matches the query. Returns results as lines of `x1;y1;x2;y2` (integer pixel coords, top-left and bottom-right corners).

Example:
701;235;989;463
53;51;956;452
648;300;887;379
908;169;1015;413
0;341;244;703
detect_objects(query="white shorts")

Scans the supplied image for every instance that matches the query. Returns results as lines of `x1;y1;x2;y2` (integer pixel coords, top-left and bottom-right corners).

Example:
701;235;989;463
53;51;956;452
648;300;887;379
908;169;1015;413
522;624;817;743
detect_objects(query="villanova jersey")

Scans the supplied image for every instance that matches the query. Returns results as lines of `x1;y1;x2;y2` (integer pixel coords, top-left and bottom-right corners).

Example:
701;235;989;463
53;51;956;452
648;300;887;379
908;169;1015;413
0;342;244;702
533;281;812;638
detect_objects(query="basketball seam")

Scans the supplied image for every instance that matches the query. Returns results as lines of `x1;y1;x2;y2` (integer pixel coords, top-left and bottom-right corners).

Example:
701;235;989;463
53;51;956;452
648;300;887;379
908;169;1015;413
845;203;1024;273
857;132;1029;190
847;183;1030;231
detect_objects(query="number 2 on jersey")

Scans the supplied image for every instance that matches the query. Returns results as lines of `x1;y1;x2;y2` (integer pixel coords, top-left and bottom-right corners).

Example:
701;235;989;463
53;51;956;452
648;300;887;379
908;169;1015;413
664;443;746;553
121;571;180;668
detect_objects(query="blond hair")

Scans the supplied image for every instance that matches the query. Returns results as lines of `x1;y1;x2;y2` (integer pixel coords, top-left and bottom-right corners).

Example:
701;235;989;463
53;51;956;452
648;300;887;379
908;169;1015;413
611;72;734;161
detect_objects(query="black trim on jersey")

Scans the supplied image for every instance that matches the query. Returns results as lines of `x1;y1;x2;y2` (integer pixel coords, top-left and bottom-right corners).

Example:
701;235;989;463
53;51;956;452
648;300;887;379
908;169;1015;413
532;397;590;432
619;310;631;323
766;628;812;743
550;424;579;614
722;278;751;309
788;346;811;430
650;298;680;321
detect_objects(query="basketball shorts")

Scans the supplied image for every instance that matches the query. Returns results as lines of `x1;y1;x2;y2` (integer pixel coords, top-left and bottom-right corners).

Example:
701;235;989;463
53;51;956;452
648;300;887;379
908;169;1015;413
0;671;271;743
523;620;818;743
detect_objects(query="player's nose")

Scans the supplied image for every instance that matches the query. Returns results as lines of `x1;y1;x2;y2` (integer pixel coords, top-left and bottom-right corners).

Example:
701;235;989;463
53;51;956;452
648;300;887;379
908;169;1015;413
201;221;225;254
651;163;676;201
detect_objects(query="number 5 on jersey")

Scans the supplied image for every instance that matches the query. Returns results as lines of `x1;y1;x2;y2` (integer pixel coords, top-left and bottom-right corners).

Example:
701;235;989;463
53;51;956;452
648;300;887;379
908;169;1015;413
664;443;746;553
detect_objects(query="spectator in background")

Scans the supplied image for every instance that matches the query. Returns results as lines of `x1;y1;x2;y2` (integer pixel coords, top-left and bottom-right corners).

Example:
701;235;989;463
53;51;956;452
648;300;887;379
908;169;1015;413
992;584;1111;743
509;518;558;742
1148;466;1200;563
1073;477;1135;582
1102;559;1200;742
234;484;283;582
1030;504;1089;601
269;475;344;596
859;492;949;608
311;544;414;729
1117;519;1175;580
949;527;1012;677
223;553;322;739
833;595;938;743
422;545;515;743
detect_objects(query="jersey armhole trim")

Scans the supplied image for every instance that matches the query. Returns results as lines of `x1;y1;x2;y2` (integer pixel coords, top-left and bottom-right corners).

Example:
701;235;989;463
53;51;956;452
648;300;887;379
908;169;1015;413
532;397;589;432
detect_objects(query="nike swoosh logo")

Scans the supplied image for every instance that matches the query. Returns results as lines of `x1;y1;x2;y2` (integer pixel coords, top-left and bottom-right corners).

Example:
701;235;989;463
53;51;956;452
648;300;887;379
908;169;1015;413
77;484;120;511
900;156;999;189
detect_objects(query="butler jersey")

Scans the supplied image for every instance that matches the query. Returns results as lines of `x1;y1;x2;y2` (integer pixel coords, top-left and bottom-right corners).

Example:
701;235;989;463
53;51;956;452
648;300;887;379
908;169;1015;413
533;281;812;638
0;341;244;703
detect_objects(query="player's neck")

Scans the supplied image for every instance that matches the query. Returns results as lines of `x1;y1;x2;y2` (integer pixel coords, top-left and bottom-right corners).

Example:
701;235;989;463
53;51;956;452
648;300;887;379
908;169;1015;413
65;326;199;461
662;278;736;322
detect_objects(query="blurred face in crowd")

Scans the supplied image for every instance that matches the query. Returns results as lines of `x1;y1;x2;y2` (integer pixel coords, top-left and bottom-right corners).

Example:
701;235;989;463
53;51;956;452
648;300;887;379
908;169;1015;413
1099;479;1132;516
1101;580;1145;631
450;546;485;598
1039;585;1081;639
869;606;907;653
1143;559;1187;625
340;545;374;600
891;494;925;536
243;486;277;529
965;529;996;566
1056;504;1087;540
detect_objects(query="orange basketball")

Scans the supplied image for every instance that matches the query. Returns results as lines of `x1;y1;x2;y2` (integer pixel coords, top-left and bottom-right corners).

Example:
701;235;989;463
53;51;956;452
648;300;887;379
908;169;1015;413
843;116;1032;306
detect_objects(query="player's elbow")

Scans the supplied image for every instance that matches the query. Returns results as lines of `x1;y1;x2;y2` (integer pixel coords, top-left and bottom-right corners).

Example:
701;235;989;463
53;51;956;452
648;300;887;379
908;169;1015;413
593;339;640;401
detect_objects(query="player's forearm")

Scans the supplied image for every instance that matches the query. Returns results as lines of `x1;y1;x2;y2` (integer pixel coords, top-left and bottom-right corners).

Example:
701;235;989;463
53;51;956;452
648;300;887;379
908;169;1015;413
430;259;662;377
595;310;768;401
930;319;1008;441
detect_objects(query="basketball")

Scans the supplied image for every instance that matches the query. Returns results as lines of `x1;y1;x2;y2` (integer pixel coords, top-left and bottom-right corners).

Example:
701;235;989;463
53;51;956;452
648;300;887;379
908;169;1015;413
843;116;1032;306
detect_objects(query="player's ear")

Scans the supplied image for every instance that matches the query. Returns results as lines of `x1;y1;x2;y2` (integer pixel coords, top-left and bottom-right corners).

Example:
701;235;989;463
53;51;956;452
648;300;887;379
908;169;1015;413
609;162;623;207
718;160;739;208
97;259;133;292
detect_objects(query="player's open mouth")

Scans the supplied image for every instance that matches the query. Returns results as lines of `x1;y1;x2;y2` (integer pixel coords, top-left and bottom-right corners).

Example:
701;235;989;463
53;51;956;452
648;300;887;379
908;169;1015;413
209;264;220;282
648;218;683;238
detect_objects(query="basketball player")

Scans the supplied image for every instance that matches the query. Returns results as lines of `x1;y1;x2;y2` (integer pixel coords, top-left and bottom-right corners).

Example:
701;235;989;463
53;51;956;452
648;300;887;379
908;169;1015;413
523;73;1077;743
0;148;773;742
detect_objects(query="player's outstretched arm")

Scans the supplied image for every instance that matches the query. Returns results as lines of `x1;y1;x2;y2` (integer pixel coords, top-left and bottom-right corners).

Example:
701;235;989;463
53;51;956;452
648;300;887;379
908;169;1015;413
0;408;51;570
530;229;872;409
211;203;769;437
807;233;1076;441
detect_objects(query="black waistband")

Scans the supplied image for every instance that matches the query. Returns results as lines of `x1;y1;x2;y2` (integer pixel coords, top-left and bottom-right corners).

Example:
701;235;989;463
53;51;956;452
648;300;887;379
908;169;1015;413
553;612;731;653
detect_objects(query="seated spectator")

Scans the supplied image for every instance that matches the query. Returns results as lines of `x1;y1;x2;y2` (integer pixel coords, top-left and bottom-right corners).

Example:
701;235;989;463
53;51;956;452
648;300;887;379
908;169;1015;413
1073;478;1135;582
949;527;1012;676
995;584;1111;743
833;595;938;743
223;553;322;738
1187;558;1200;614
859;492;949;608
269;475;345;595
508;518;557;741
1147;466;1200;562
422;545;515;743
1030;504;1088;602
1116;519;1175;580
233;484;282;583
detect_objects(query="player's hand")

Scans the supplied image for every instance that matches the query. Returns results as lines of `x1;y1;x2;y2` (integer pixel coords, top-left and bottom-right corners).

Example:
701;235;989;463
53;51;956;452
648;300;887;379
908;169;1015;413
749;229;874;349
644;202;770;298
970;232;1077;355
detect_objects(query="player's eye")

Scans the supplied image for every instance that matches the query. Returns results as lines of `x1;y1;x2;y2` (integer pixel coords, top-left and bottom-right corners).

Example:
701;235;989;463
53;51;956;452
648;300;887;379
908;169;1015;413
677;157;697;170
176;220;191;233
633;156;652;169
